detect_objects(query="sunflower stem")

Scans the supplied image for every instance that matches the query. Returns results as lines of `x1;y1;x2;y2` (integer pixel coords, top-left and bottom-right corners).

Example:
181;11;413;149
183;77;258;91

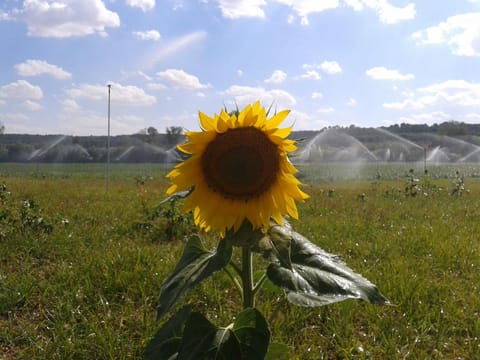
241;246;255;309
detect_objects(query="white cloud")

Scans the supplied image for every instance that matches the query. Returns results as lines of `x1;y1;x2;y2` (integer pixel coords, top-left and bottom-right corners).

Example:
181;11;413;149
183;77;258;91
412;13;480;56
366;66;414;81
62;99;80;112
223;85;296;109
133;30;161;40
275;0;339;26
289;109;329;130
125;0;155;12
265;70;287;84
24;100;42;111
147;83;168;90
0;113;30;122
317;107;335;113
383;99;424;110
320;60;342;74
344;0;363;11
375;1;415;24
466;113;480;121
383;80;480;111
399;111;452;125
0;80;43;99
300;70;321;80
156;69;210;90
67;82;156;106
347;98;357;106
15;59;72;79
213;0;267;19
311;92;323;99
7;0;120;38
418;80;480;107
343;0;415;24
236;69;244;77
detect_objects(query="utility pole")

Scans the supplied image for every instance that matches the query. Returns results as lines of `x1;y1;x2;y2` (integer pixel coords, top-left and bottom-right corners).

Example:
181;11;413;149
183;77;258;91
106;84;111;192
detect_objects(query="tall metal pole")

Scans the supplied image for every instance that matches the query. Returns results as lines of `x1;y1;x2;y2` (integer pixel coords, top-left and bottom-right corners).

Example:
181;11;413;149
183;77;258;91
106;84;111;192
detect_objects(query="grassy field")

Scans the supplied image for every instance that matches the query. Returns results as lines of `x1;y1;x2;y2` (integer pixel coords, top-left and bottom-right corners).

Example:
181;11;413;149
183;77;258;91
1;163;479;359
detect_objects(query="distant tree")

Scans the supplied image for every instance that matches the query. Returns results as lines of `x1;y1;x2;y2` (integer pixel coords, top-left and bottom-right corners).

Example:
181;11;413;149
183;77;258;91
166;126;183;147
147;126;159;144
147;126;158;136
0;122;4;134
437;121;467;136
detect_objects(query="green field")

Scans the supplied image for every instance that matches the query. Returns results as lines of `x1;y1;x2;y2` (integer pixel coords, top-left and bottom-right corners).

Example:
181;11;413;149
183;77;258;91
1;163;480;359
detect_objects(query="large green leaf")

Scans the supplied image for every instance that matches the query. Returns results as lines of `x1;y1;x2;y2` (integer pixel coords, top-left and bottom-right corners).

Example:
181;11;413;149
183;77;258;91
232;308;271;360
177;312;241;360
266;225;389;306
157;235;232;319
144;306;192;360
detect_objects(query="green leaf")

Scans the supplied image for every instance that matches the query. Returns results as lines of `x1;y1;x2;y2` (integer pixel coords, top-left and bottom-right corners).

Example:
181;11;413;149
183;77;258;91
159;189;193;205
259;223;292;269
232;308;270;360
266;226;389;306
177;312;241;360
144;306;192;360
157;235;233;319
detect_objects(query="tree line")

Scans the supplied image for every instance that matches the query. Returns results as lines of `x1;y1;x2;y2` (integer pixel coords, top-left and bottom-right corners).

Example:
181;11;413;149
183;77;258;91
0;122;479;163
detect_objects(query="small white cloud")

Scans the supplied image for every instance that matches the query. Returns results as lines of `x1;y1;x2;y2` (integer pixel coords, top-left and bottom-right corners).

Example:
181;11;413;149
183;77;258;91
156;69;210;90
376;2;415;24
344;0;363;12
466;113;480;121
24;100;42;111
213;0;267;19
125;0;155;12
301;70;321;80
236;69;244;77
62;99;80;112
320;60;342;74
399;111;451;125
317;107;335;113
347;98;357;106
311;92;323;99
133;30;161;40
344;0;415;24
275;0;340;26
15;59;72;79
0;113;30;122
6;0;120;38
383;99;424;110
223;85;296;109
147;83;168;90
366;66;414;81
265;70;287;84
412;13;480;56
0;80;43;100
67;82;156;106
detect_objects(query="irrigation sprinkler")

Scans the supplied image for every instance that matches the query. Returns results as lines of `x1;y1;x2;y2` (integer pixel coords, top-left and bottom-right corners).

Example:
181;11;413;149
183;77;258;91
106;84;111;192
423;146;427;174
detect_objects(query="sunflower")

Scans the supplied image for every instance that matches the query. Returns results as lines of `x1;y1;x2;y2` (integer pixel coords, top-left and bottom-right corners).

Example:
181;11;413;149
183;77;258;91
166;101;308;234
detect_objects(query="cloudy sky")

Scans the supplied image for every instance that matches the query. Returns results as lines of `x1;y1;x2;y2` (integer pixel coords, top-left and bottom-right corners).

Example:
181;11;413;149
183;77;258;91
1;0;480;135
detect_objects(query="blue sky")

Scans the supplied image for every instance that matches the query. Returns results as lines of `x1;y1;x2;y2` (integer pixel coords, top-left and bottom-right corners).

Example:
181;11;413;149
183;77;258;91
1;0;480;135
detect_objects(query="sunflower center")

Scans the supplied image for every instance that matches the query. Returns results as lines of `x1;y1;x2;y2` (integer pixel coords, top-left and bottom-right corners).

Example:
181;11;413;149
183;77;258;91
202;127;280;201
